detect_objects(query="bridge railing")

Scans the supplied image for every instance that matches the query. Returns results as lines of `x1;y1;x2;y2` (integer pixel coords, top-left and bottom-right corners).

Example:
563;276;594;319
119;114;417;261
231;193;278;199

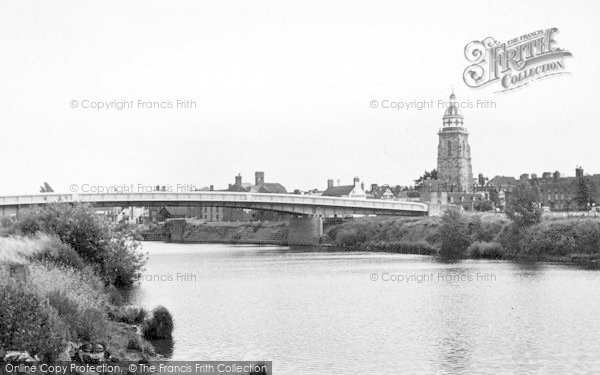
0;192;428;212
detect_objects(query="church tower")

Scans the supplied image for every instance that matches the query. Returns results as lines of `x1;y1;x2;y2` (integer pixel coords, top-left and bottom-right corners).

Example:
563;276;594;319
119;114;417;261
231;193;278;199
436;91;473;193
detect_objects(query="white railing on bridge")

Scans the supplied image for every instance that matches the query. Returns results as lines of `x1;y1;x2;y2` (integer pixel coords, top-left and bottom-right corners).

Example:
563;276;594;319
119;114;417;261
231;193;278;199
0;192;428;213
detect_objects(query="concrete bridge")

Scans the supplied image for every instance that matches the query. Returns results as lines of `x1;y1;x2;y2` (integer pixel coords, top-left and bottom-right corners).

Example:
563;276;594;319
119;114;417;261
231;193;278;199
0;192;429;245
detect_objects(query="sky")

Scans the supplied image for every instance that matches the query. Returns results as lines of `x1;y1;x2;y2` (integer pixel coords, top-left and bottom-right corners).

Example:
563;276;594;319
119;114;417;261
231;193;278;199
0;0;598;195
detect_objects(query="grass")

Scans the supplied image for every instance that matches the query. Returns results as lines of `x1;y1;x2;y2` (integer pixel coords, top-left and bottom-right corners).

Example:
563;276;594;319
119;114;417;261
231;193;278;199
0;235;164;361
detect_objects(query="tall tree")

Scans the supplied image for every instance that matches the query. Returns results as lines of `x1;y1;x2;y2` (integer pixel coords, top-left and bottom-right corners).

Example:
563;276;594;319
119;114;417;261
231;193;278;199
415;169;438;186
505;181;542;226
574;177;595;209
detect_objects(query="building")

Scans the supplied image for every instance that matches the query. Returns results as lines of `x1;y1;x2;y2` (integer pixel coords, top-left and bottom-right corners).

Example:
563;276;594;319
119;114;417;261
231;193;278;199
521;168;600;211
367;184;396;200
322;177;366;199
420;92;480;211
221;171;289;221
436;91;474;193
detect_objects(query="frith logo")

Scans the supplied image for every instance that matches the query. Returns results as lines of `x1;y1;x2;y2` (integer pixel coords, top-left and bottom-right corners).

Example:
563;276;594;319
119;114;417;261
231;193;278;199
463;28;572;92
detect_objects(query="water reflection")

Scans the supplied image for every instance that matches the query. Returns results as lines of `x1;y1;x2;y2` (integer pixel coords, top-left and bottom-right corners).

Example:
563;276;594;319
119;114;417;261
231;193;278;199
126;242;600;374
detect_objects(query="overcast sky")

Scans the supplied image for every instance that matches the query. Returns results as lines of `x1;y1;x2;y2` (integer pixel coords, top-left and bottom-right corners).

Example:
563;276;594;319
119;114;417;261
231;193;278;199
0;0;598;195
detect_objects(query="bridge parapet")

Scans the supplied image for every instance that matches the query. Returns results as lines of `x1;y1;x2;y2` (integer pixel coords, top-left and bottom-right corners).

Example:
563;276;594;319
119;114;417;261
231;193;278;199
0;192;428;216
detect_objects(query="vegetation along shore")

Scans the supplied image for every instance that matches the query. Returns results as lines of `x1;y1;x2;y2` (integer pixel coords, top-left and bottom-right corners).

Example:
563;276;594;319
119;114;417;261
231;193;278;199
0;204;173;363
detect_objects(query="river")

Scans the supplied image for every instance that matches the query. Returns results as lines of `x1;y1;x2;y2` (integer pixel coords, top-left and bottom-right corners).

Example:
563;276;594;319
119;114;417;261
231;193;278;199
125;242;600;374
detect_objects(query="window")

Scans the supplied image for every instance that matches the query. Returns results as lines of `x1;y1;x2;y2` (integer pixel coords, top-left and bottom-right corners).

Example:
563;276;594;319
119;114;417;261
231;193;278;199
447;141;451;157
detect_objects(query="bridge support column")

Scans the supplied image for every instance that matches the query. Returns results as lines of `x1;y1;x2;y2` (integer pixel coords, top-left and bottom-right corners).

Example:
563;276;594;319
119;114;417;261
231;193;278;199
288;215;322;246
168;219;187;242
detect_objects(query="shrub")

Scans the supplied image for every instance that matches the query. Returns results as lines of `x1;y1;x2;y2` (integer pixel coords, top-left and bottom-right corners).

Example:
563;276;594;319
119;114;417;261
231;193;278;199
467;241;505;258
27;237;86;270
143;306;173;339
12;203;147;287
361;240;435;255
439;209;471;258
27;262;109;342
110;305;148;325
0;282;67;361
335;229;366;247
519;218;600;257
45;289;107;342
101;237;147;287
495;221;523;256
469;214;508;243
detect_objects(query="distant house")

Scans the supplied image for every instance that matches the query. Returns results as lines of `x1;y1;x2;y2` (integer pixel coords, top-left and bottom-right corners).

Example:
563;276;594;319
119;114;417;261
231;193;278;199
250;183;287;194
368;185;396;200
226;171;288;194
322;177;366;199
220;171;289;221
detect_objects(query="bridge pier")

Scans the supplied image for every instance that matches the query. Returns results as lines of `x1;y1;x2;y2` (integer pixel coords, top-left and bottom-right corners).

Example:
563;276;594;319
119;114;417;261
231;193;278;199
169;219;187;242
288;215;323;246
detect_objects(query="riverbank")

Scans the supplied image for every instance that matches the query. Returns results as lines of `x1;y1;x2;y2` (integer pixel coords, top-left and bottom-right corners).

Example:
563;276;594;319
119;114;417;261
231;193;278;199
1;203;172;365
0;234;163;362
155;220;289;245
323;213;600;267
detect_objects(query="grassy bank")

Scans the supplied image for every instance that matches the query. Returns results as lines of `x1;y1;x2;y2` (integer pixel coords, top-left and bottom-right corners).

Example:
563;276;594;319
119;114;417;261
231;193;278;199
325;213;600;266
0;204;174;362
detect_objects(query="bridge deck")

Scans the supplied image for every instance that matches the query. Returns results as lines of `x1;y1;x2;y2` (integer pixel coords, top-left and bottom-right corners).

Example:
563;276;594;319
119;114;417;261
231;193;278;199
0;192;428;216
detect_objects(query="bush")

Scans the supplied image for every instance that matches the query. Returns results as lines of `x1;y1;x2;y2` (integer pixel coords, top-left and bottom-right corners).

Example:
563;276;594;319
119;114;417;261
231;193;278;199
0;282;67;361
12;203;147;287
110;305;148;325
361;240;435;255
495;222;523;256
143;306;173;339
335;229;368;247
101;237;146;287
439;209;471;258
467;241;505;258
27;262;109;342
27;237;86;270
519;218;600;258
45;289;107;342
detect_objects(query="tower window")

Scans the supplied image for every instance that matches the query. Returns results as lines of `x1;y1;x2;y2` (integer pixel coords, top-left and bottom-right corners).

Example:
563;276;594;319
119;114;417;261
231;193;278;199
447;141;451;157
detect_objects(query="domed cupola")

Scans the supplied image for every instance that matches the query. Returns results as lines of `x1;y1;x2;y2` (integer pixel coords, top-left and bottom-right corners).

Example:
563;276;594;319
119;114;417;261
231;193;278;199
442;91;464;127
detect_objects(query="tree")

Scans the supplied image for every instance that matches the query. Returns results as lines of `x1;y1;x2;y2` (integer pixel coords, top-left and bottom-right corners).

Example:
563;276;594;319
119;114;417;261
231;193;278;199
476;199;494;212
505;181;542;227
574;177;596;210
12;203;147;287
415;169;438;188
489;188;500;208
439;209;471;258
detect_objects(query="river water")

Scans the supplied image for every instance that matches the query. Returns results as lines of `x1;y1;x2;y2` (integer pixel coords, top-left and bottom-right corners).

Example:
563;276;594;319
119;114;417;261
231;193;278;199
126;242;600;374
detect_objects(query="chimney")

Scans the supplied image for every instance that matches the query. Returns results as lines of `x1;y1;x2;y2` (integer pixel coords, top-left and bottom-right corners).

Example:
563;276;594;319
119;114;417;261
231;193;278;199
553;171;561;180
353;177;360;186
371;183;378;192
337;179;340;186
255;171;265;186
576;166;584;178
327;179;334;189
209;185;214;191
235;174;242;187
